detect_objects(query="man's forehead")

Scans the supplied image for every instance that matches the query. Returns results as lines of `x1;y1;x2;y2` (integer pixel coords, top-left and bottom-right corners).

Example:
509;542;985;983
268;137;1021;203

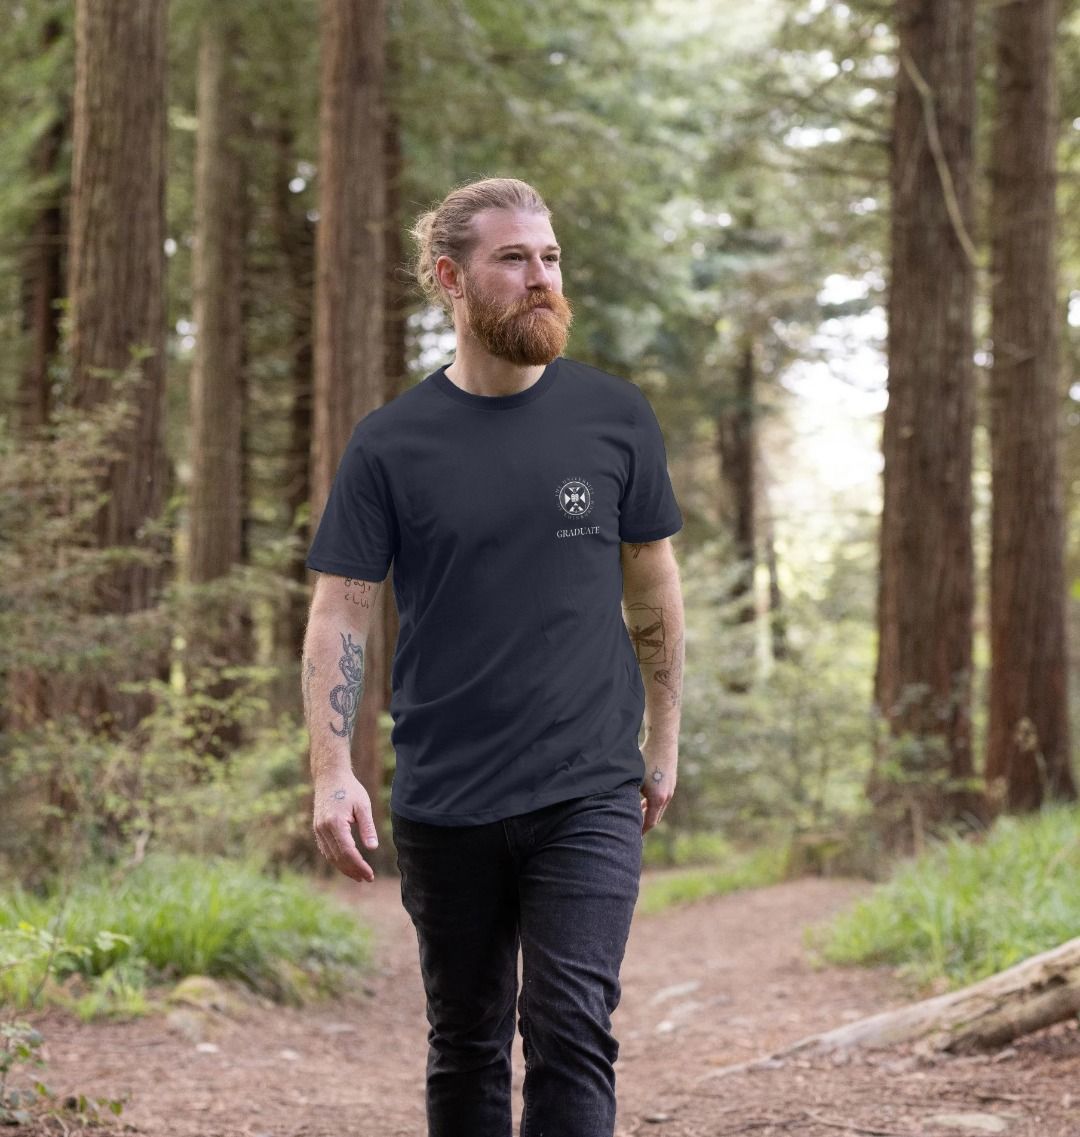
470;208;558;250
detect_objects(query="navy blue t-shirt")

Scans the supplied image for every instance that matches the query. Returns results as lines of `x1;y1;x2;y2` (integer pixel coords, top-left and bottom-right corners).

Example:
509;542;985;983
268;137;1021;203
305;356;683;825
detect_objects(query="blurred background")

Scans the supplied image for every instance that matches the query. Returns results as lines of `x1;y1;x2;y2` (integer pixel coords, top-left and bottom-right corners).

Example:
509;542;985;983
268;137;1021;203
1;0;1079;1028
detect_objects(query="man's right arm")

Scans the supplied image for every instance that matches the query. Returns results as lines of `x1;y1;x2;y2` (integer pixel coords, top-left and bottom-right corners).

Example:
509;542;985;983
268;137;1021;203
302;572;384;883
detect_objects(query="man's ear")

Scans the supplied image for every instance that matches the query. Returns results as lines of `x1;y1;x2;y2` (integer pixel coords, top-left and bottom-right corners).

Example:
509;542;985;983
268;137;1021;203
435;255;464;300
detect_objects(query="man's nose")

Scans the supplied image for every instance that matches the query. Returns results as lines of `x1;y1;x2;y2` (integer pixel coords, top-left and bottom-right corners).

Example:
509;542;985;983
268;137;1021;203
525;255;556;289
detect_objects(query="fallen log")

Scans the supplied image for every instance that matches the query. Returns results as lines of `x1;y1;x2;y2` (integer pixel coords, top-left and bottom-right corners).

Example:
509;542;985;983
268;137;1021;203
701;935;1080;1079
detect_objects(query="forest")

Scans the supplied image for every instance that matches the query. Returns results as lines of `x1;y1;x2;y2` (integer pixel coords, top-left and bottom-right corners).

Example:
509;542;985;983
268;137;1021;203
1;0;1080;1134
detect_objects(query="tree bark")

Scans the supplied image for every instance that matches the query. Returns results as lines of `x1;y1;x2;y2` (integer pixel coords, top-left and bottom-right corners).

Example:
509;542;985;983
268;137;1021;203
189;19;245;589
68;0;169;731
311;0;388;840
702;936;1080;1078
986;0;1075;811
271;110;316;669
869;0;983;852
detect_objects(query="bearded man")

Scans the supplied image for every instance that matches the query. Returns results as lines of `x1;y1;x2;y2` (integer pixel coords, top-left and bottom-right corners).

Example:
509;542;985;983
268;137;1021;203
302;176;685;1137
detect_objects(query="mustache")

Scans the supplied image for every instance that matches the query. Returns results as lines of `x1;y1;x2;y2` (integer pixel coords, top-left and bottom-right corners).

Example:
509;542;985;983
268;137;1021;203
505;291;570;320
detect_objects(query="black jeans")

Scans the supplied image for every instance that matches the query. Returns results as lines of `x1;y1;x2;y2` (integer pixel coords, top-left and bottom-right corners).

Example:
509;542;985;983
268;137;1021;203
391;778;644;1137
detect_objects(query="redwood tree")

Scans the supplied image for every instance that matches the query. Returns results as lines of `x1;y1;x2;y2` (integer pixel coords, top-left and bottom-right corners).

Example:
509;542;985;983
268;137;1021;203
986;0;1075;811
187;18;248;646
869;0;982;850
68;0;169;730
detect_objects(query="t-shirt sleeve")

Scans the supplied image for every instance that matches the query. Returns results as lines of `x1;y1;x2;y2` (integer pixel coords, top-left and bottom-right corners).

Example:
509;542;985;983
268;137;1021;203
305;428;398;581
618;390;683;543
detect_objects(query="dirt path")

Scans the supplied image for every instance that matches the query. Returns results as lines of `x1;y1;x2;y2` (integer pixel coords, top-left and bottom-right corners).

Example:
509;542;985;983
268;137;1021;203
22;872;1080;1136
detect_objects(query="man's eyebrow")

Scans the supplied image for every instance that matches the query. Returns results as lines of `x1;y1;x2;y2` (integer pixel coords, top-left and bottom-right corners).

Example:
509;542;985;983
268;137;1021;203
492;243;561;253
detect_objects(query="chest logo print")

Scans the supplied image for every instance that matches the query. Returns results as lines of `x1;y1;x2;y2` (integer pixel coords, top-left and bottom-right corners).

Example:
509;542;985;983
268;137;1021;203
557;477;594;519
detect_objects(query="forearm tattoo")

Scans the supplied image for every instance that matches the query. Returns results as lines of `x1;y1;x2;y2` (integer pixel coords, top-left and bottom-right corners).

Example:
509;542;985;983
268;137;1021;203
626;601;666;664
626;603;682;709
344;578;377;608
329;631;365;738
655;631;683;708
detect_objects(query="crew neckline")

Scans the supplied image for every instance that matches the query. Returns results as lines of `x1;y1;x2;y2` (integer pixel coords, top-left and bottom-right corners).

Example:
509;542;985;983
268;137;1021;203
431;358;561;411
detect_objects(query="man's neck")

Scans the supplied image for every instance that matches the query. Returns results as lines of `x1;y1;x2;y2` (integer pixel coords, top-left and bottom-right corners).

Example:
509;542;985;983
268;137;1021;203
444;336;550;398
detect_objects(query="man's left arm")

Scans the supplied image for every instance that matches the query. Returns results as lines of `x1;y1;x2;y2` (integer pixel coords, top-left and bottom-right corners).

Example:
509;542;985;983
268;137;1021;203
621;537;684;833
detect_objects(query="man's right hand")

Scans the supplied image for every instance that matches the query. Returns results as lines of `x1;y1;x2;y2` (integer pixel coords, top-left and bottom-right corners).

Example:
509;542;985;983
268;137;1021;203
312;772;379;883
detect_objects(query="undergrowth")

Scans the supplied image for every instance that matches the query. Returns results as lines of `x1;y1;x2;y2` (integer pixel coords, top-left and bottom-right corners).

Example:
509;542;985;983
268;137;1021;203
810;804;1080;990
0;853;372;1016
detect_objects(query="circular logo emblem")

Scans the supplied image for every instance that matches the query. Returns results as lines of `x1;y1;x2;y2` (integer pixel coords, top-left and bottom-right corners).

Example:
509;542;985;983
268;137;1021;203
557;478;593;519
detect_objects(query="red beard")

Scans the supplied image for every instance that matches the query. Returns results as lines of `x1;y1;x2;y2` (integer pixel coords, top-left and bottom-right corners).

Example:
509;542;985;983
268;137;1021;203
461;278;574;366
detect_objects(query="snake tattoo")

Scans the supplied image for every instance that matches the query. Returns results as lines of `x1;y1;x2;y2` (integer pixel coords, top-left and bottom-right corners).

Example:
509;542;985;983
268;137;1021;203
329;631;364;739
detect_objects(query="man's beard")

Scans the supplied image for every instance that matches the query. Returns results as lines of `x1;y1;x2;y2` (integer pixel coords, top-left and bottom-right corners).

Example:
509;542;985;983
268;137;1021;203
460;275;573;366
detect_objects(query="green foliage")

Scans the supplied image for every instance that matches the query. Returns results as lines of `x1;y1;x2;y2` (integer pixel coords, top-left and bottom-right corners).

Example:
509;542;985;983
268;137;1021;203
637;843;789;916
0;854;371;1010
0;680;314;883
0;919;129;1125
0;358;164;681
810;804;1080;991
641;828;740;869
0;1020;47;1126
666;528;876;847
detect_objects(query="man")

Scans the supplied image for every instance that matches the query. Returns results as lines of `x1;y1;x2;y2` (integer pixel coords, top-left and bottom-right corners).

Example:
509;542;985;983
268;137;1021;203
302;176;685;1137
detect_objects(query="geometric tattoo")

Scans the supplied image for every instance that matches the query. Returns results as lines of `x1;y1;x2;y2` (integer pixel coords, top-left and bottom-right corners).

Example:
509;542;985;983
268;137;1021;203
328;631;365;739
625;601;666;664
625;605;682;709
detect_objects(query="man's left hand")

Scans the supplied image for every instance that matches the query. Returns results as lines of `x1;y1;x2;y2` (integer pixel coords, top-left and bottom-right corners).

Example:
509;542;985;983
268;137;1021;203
639;737;677;834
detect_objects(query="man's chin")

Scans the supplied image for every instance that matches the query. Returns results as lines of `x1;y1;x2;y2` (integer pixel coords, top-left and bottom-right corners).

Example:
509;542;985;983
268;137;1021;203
493;345;562;367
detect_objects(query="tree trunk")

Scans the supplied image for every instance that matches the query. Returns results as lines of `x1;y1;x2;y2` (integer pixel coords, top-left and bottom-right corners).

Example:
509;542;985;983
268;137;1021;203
311;0;388;841
763;507;788;664
717;337;757;626
716;336;758;693
703;935;1080;1078
188;20;247;599
68;0;169;731
986;0;1075;812
271;110;316;669
16;14;66;437
869;0;983;852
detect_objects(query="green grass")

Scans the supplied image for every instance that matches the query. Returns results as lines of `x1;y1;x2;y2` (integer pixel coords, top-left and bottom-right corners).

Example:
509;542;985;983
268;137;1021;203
641;829;739;869
0;853;371;1013
637;843;789;915
811;804;1080;990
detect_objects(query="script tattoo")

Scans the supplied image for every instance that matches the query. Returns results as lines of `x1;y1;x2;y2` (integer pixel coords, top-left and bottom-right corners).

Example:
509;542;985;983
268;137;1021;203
344;578;377;609
328;631;364;739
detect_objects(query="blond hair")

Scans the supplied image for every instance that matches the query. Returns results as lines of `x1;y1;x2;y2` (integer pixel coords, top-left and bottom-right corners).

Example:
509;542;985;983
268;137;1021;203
410;177;551;311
